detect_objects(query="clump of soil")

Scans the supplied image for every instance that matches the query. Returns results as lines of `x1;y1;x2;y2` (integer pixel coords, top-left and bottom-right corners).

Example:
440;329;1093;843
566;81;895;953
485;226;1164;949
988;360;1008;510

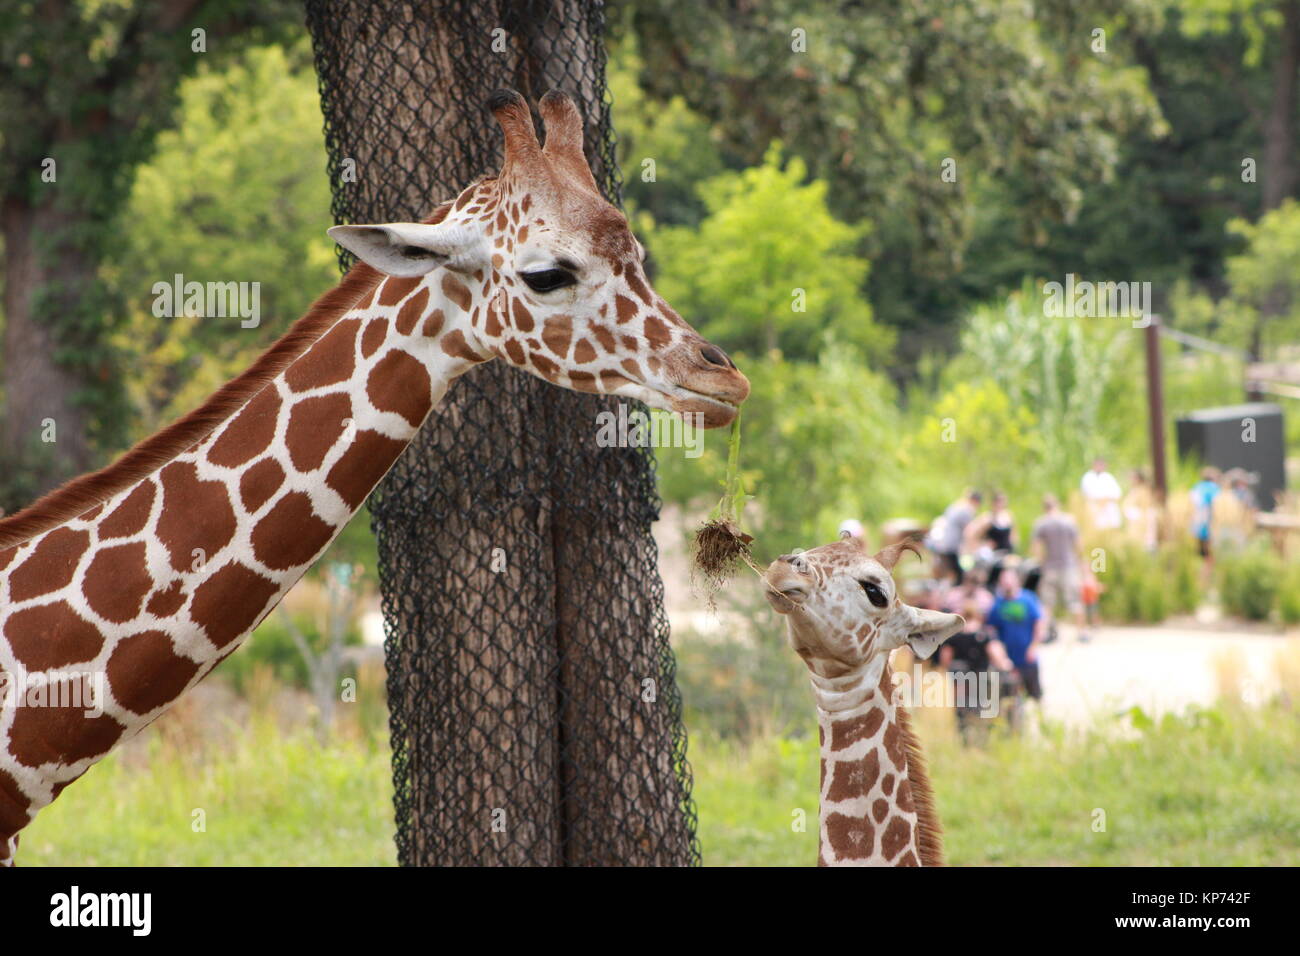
691;518;753;604
689;412;753;606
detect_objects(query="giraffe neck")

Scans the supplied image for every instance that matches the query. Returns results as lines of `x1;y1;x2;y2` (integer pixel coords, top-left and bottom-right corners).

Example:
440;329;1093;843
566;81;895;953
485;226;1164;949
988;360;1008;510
0;267;490;862
811;658;943;866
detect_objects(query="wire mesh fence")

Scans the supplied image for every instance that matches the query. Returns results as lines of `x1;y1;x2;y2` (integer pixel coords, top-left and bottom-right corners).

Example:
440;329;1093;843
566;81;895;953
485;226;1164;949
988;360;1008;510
304;0;700;865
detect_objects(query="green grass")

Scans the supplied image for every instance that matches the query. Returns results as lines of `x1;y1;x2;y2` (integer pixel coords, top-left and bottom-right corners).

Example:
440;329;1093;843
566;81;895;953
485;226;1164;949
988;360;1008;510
692;702;1300;866
23;716;396;866
21;694;1300;866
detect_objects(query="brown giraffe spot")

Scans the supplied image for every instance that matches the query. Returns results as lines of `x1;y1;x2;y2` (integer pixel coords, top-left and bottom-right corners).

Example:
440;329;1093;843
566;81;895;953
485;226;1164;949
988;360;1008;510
360;318;388;358
484;299;504;337
422;309;445;338
542;315;572;357
521;194;532;213
284;318;360;393
395;288;429;336
239;457;285;513
897;849;921;867
591;324;617;353
568;369;595;387
8;675;125;767
251;493;336;572
626;269;653;304
531;352;560;379
573;339;597;365
325;430;408;510
8;527;91;603
511;298;534;332
517;224;529;243
99;482;156;539
880;816;913;860
883;723;907;769
377;276;423;307
286;393;353;473
882;773;895;796
598;370;633;391
207;387;281;467
824;812;874;861
830;709;883;750
79;503;104;521
0;769;31;841
872;798;890;823
441;274;473;312
5;602;103;671
156;461;236;573
620;334;639;351
495;209;507;231
614;294;637;324
146;581;187;617
503;338;526;366
643;313;672;350
827;751;879;803
0;547;14;573
620;358;643;380
441;329;484;364
106;630;200;715
367;350;433;428
896;778;915;813
189;562;279;648
82;542;151;624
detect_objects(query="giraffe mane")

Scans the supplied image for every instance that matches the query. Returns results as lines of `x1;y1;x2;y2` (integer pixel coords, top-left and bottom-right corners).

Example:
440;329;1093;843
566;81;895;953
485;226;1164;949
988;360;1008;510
0;202;453;552
882;658;945;867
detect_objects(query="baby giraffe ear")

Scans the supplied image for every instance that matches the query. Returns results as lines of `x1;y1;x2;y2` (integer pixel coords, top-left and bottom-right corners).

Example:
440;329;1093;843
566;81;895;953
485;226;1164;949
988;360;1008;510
328;222;488;277
903;605;964;661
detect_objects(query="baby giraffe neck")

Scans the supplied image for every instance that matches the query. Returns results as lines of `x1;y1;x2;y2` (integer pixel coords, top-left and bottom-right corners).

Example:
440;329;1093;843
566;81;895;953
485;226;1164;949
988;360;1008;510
810;658;944;867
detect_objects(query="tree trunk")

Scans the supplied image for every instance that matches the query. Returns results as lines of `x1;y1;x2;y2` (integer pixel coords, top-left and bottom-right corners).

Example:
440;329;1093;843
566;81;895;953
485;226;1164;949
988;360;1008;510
305;0;698;866
0;195;97;508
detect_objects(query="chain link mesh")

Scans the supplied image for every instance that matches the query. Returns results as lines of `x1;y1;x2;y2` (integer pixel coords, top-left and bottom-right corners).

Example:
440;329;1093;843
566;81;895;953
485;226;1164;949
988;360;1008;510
304;0;700;866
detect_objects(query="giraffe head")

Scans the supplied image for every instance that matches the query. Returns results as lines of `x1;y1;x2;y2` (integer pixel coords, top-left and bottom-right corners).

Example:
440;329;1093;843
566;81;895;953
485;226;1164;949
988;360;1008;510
329;89;749;428
764;535;964;684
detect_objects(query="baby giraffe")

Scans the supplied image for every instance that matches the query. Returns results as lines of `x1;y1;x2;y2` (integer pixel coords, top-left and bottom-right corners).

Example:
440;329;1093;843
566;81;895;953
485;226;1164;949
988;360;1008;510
764;534;963;866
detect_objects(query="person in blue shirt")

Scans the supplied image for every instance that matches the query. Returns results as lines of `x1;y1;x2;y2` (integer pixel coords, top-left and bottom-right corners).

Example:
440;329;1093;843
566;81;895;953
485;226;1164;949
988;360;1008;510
987;565;1045;700
1190;468;1221;581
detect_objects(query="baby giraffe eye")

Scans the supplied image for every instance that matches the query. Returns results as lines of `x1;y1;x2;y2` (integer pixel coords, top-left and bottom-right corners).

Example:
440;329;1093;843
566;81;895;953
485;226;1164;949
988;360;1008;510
521;268;577;293
859;580;888;608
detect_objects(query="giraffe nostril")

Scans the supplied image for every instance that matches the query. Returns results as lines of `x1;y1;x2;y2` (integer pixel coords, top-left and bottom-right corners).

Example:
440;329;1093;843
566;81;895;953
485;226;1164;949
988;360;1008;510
699;344;734;369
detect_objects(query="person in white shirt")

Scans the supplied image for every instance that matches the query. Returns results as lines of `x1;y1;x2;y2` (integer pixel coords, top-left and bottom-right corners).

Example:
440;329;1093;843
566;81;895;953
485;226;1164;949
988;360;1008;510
1080;457;1123;530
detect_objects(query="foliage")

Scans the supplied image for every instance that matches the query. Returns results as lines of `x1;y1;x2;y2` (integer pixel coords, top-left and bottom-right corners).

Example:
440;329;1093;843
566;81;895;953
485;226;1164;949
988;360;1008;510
220;608;363;695
656;344;907;556
106;41;337;436
905;379;1040;500
1217;541;1284;621
0;0;303;469
1098;540;1201;623
624;0;1164;353
674;619;810;740
649;145;886;361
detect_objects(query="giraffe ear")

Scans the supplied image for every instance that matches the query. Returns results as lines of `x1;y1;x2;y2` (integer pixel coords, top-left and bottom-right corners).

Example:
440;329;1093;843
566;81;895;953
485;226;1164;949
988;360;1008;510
328;222;488;277
903;606;965;660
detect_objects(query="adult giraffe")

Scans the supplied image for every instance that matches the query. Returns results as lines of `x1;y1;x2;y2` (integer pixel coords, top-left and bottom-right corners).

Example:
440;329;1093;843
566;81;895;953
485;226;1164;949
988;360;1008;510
763;534;963;866
0;90;749;864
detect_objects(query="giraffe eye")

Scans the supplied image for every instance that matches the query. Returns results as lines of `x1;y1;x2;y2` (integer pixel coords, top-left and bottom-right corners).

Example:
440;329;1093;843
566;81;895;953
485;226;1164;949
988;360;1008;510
521;268;576;293
860;580;888;608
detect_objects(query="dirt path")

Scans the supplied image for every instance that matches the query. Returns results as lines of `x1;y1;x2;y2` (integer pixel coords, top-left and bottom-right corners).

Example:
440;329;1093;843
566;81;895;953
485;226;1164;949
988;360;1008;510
1036;620;1295;726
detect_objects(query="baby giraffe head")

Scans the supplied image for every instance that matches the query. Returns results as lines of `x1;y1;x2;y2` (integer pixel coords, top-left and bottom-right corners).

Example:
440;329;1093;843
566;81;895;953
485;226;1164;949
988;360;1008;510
764;534;964;687
329;89;749;428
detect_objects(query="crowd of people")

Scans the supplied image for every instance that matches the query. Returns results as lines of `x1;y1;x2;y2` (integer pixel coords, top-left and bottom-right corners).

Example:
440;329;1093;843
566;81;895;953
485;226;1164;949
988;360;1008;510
837;456;1266;739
